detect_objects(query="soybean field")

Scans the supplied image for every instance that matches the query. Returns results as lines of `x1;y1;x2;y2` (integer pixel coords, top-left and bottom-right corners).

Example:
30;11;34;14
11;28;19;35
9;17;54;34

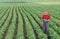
0;4;60;39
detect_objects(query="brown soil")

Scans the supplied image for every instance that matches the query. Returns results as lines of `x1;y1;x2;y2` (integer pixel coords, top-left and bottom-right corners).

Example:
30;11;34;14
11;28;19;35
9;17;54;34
13;8;18;39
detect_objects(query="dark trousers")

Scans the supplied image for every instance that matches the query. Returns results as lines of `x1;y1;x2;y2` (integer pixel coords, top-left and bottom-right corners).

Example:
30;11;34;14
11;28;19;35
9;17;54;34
43;21;49;36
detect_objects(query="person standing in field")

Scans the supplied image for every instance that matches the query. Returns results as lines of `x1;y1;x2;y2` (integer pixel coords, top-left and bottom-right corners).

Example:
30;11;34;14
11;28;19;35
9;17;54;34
42;12;50;36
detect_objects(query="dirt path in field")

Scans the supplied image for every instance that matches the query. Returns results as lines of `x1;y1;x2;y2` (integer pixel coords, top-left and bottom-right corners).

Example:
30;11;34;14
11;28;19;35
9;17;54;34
0;8;10;28
21;8;39;39
18;7;28;39
0;8;9;20
1;7;14;39
13;8;18;39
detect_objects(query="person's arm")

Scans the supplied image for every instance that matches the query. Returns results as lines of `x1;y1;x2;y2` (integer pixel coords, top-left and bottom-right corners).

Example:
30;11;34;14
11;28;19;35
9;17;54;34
42;15;44;20
46;15;50;22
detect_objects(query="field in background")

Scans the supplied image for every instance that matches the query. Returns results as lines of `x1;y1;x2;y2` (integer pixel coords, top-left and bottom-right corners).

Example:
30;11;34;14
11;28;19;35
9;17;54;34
37;2;60;4
0;3;60;39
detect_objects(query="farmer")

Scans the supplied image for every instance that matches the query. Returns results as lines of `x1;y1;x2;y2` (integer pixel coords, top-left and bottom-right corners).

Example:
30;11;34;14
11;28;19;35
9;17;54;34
42;12;50;36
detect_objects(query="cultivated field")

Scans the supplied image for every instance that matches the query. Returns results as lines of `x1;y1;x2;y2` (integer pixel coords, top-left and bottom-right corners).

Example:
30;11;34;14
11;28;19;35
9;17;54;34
37;2;60;4
0;3;60;39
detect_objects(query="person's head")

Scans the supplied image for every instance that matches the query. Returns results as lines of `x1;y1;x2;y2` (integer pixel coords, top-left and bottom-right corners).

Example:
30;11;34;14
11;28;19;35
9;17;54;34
44;12;49;15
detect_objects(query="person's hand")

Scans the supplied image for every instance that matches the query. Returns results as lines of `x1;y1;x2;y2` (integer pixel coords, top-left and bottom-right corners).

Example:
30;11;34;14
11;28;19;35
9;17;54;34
43;19;47;22
46;19;50;22
43;19;50;22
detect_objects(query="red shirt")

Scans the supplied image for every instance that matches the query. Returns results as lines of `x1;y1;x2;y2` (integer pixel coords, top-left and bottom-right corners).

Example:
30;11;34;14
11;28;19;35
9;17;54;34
42;14;50;21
